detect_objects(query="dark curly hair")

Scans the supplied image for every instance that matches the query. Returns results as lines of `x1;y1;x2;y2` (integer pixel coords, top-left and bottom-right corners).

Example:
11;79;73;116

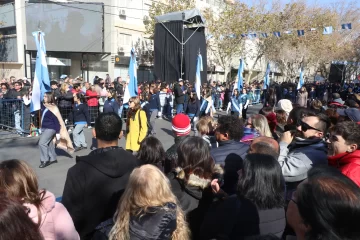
216;115;244;141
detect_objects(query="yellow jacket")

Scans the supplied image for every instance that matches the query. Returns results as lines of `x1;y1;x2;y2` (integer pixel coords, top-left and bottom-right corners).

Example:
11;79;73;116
126;109;148;151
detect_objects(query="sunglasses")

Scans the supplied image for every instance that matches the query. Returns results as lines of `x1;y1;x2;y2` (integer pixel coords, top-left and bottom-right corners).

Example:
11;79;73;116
297;120;322;132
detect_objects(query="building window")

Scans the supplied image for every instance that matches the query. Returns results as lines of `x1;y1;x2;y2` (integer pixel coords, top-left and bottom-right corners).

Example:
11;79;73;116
119;33;132;47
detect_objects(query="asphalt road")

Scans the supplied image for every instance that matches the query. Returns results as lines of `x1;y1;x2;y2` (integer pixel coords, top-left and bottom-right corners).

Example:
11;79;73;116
0;104;263;197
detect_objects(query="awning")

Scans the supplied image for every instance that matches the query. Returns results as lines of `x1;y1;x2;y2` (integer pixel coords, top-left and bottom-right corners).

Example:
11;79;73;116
155;8;205;24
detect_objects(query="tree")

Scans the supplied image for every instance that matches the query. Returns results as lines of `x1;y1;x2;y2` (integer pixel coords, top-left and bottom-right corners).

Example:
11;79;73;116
145;0;196;38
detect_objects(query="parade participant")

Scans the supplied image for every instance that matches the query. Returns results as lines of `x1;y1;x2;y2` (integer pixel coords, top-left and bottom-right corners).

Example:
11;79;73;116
125;97;148;153
39;92;73;168
239;88;250;119
67;93;90;152
103;88;120;114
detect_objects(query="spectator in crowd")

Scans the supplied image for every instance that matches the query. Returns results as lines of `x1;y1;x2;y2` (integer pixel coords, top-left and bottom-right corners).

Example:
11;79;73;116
158;84;168;119
265;87;277;108
309;99;323;113
125;97;148;153
164;113;191;174
196;116;216;147
97;78;107;113
71;83;82;94
337;107;360;123
103;88;120;114
148;86;160;135
85;85;99;125
276;99;293;121
108;164;190;240
275;109;287;133
0;159;79;240
62;112;140;240
297;86;308;107
67;93;90;152
137;136;166;171
51;81;61;99
278;112;330;189
4;80;23;134
58;83;73;120
201;154;285;239
248;136;280;159
0;196;44;240
328;121;360;186
287;166;360;240
174;79;185;114
247;114;273;138
169;136;218;238
211;115;249;166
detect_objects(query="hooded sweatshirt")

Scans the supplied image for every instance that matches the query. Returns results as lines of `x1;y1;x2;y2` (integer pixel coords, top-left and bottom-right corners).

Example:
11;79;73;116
328;150;360;187
62;147;141;240
24;191;79;240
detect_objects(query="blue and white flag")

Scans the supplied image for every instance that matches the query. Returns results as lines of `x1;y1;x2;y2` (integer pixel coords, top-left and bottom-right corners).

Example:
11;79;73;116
341;23;352;30
323;26;333;35
297;66;304;90
261;33;268;38
297;30;305;36
123;48;138;104
241;33;248;38
273;32;281;37
237;59;244;90
30;31;50;112
248;33;257;39
263;63;270;90
195;54;203;100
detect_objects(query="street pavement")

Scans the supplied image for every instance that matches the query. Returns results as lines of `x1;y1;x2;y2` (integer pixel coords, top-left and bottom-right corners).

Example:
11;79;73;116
0;104;263;198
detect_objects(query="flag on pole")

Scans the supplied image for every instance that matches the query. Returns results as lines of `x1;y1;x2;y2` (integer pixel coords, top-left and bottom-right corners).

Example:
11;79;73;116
341;23;352;30
297;66;304;90
195;53;203;100
323;26;333;35
30;31;50;112
241;33;248;38
263;63;270;90
237;59;244;90
261;33;268;38
123;48;138;104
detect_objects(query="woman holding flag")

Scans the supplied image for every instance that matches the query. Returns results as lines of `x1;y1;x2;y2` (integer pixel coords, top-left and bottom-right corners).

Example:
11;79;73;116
240;88;250;119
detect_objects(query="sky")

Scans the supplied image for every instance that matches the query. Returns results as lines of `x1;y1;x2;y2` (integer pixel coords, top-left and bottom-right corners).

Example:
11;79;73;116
239;0;360;8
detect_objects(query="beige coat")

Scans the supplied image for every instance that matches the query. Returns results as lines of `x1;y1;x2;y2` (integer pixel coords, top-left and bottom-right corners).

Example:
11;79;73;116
297;91;308;107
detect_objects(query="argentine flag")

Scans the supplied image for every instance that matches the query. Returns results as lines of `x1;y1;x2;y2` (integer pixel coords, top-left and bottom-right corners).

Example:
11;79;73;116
30;31;51;112
237;59;244;90
123;48;138;104
263;63;270;90
297;66;304;90
195;54;203;100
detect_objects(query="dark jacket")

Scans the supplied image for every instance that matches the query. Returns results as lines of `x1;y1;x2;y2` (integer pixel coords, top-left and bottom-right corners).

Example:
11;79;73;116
58;91;73;108
41;106;60;133
4;88;22;99
210;140;249;167
148;92;161;111
61;147;141;240
129;202;177;240
68;103;90;125
200;195;285;239
52;88;61;99
164;136;188;174
174;84;185;104
186;99;201;117
103;98;119;114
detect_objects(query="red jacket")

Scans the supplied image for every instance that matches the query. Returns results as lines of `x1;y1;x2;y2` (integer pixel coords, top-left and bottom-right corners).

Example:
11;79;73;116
86;90;99;107
328;150;360;187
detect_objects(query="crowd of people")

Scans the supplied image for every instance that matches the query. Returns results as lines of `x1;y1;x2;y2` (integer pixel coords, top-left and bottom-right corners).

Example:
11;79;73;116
1;72;360;240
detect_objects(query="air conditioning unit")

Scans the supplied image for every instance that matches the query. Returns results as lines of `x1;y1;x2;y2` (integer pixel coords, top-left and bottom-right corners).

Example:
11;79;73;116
119;9;126;16
118;47;124;53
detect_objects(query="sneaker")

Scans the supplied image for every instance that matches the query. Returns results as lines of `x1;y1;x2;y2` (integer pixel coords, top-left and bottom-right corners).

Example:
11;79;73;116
74;147;82;152
88;126;92;129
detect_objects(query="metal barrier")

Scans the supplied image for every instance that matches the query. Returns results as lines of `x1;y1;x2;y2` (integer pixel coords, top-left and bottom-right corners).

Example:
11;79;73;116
0;99;30;136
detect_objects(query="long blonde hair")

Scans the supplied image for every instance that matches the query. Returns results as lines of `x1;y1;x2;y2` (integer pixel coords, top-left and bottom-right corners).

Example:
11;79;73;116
60;83;69;94
251;114;273;137
0;159;46;226
109;165;190;240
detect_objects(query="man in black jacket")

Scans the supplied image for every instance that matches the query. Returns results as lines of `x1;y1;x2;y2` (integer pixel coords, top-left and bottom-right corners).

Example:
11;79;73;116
62;112;141;240
174;79;185;114
211;115;249;195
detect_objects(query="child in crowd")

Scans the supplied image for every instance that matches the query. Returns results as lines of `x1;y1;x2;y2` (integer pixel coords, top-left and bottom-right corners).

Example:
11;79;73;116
196;116;217;147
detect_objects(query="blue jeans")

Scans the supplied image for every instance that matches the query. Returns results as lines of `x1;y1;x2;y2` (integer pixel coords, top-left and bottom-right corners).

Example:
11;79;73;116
176;104;184;114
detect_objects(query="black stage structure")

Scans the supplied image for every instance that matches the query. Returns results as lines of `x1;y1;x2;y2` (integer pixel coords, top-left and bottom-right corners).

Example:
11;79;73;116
154;9;207;84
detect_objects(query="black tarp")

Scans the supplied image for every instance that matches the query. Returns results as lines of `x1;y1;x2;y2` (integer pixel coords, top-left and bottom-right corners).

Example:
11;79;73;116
154;21;207;84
